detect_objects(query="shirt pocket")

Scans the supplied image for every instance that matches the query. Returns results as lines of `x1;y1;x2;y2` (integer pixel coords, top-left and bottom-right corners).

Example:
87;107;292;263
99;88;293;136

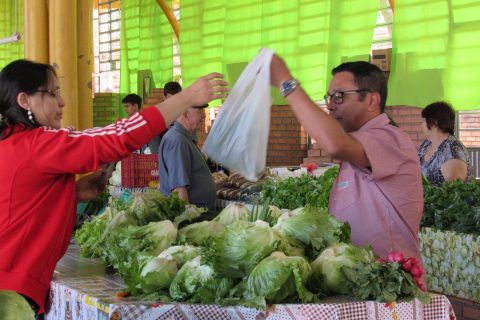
330;167;357;210
331;179;356;210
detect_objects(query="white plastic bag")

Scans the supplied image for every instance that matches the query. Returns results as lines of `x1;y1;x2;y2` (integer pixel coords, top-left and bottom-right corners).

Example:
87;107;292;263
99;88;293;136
202;48;274;181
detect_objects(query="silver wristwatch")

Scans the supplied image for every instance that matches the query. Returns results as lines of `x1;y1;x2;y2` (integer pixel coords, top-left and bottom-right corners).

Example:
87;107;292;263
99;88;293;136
280;79;299;98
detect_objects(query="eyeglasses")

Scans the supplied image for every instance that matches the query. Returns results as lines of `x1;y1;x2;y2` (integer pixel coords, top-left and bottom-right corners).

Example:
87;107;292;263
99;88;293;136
35;87;61;98
324;89;371;105
192;104;209;109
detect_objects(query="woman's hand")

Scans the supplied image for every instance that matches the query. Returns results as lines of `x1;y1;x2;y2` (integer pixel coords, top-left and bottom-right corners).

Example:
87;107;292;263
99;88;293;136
156;73;229;126
181;72;229;106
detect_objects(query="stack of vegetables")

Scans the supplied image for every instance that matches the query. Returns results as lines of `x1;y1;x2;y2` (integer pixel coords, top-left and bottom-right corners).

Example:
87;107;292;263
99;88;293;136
216;172;268;202
76;189;429;309
420;178;480;301
262;167;338;210
422;178;480;235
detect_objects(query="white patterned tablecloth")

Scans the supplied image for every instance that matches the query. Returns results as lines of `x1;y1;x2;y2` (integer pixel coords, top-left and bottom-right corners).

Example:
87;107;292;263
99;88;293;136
45;276;456;320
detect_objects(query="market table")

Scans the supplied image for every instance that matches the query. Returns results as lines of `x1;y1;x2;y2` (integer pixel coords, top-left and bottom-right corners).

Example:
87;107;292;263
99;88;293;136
46;244;457;320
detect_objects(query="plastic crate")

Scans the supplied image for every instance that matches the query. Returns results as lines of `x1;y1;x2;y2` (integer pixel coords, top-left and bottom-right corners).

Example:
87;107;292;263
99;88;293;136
121;154;159;188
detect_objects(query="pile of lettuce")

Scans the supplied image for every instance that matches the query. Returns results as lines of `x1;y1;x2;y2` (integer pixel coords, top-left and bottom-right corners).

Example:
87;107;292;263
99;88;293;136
262;167;338;210
76;196;429;309
420;228;479;302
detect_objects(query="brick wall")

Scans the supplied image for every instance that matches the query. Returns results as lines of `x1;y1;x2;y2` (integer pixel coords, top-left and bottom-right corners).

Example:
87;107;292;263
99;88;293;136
144;88;164;106
195;108;212;148
267;105;308;166
459;112;480;148
447;295;480;320
93;93;120;127
302;106;337;164
385;107;480;149
385;105;424;148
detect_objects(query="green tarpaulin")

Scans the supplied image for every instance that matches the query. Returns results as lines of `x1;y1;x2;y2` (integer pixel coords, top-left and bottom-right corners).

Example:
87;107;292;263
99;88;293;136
388;0;480;110
0;0;24;69
180;0;378;105
120;0;173;116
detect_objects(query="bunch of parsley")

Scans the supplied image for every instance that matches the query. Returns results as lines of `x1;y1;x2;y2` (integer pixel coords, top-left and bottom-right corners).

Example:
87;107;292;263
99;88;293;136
422;179;480;235
262;167;338;210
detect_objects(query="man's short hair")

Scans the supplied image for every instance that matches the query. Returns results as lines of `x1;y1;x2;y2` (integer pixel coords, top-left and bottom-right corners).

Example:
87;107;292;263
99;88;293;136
122;93;142;108
332;61;387;112
163;81;182;96
422;101;455;135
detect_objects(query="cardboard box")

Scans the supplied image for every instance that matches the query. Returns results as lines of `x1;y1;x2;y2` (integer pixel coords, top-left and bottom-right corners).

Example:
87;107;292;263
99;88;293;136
371;48;391;71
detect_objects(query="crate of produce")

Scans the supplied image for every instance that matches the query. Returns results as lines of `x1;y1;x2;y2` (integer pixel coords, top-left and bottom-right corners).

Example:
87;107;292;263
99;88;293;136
121;153;159;188
420;227;480;302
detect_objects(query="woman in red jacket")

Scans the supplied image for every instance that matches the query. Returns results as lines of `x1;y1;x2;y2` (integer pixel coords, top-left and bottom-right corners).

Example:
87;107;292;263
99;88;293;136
0;59;227;319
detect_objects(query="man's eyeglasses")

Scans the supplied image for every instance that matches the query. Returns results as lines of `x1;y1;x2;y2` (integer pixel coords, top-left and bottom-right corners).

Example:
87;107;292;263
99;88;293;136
324;89;371;105
35;88;61;98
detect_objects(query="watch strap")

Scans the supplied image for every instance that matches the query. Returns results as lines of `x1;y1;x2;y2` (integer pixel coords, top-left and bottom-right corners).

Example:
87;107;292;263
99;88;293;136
280;79;300;98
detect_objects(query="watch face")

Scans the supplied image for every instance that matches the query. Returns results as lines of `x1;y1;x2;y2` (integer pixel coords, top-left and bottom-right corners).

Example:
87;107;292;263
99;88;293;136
281;79;298;97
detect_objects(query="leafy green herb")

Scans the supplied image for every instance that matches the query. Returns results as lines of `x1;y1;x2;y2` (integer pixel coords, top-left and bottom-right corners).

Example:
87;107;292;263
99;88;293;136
262;167;338;210
422;179;480;235
250;197;275;225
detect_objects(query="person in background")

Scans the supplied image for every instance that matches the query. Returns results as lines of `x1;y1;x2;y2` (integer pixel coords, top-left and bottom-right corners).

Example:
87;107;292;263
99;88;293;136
122;93;142;116
0;59;227;319
158;103;216;211
269;55;426;289
148;81;183;154
122;93;148;153
418;101;474;185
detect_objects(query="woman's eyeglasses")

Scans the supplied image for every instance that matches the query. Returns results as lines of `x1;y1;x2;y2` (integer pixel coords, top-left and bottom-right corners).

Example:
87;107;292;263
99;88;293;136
35;87;61;98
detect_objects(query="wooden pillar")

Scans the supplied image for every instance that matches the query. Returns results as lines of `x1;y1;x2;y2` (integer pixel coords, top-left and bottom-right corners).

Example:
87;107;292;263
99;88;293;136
24;0;49;63
155;0;179;39
389;0;395;12
49;0;79;128
77;0;93;130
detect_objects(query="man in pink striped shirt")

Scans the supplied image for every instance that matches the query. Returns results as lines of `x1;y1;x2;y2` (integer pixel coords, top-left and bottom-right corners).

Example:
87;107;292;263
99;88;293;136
270;56;426;288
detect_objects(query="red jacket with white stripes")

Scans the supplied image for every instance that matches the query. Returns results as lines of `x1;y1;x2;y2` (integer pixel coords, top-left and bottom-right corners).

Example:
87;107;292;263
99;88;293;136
0;107;165;313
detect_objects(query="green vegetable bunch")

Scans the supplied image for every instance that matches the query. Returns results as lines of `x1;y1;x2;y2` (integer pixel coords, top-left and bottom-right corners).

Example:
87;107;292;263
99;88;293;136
127;190;188;225
273;205;351;259
422;179;480;235
262;167;338;210
0;291;35;320
310;245;430;304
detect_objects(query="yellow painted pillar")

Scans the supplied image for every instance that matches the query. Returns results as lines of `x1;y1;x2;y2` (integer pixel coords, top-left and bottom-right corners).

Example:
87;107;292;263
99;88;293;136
389;0;395;12
155;0;180;39
49;0;79;128
77;0;93;130
24;0;49;63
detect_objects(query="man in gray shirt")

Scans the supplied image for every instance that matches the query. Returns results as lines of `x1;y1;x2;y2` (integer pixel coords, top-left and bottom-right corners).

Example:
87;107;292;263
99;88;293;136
149;81;182;154
158;104;216;210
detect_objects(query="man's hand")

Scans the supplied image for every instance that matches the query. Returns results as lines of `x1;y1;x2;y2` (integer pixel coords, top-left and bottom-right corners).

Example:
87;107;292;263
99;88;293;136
270;54;293;88
76;170;108;202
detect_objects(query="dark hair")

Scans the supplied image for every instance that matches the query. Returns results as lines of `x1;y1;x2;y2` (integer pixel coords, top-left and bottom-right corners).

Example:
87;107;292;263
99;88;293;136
0;59;57;140
163;81;182;96
332;61;388;112
121;93;142;108
421;101;455;135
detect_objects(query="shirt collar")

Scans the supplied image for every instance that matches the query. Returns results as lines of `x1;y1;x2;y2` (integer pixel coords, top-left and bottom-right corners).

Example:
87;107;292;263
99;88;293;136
172;121;195;141
357;113;389;132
